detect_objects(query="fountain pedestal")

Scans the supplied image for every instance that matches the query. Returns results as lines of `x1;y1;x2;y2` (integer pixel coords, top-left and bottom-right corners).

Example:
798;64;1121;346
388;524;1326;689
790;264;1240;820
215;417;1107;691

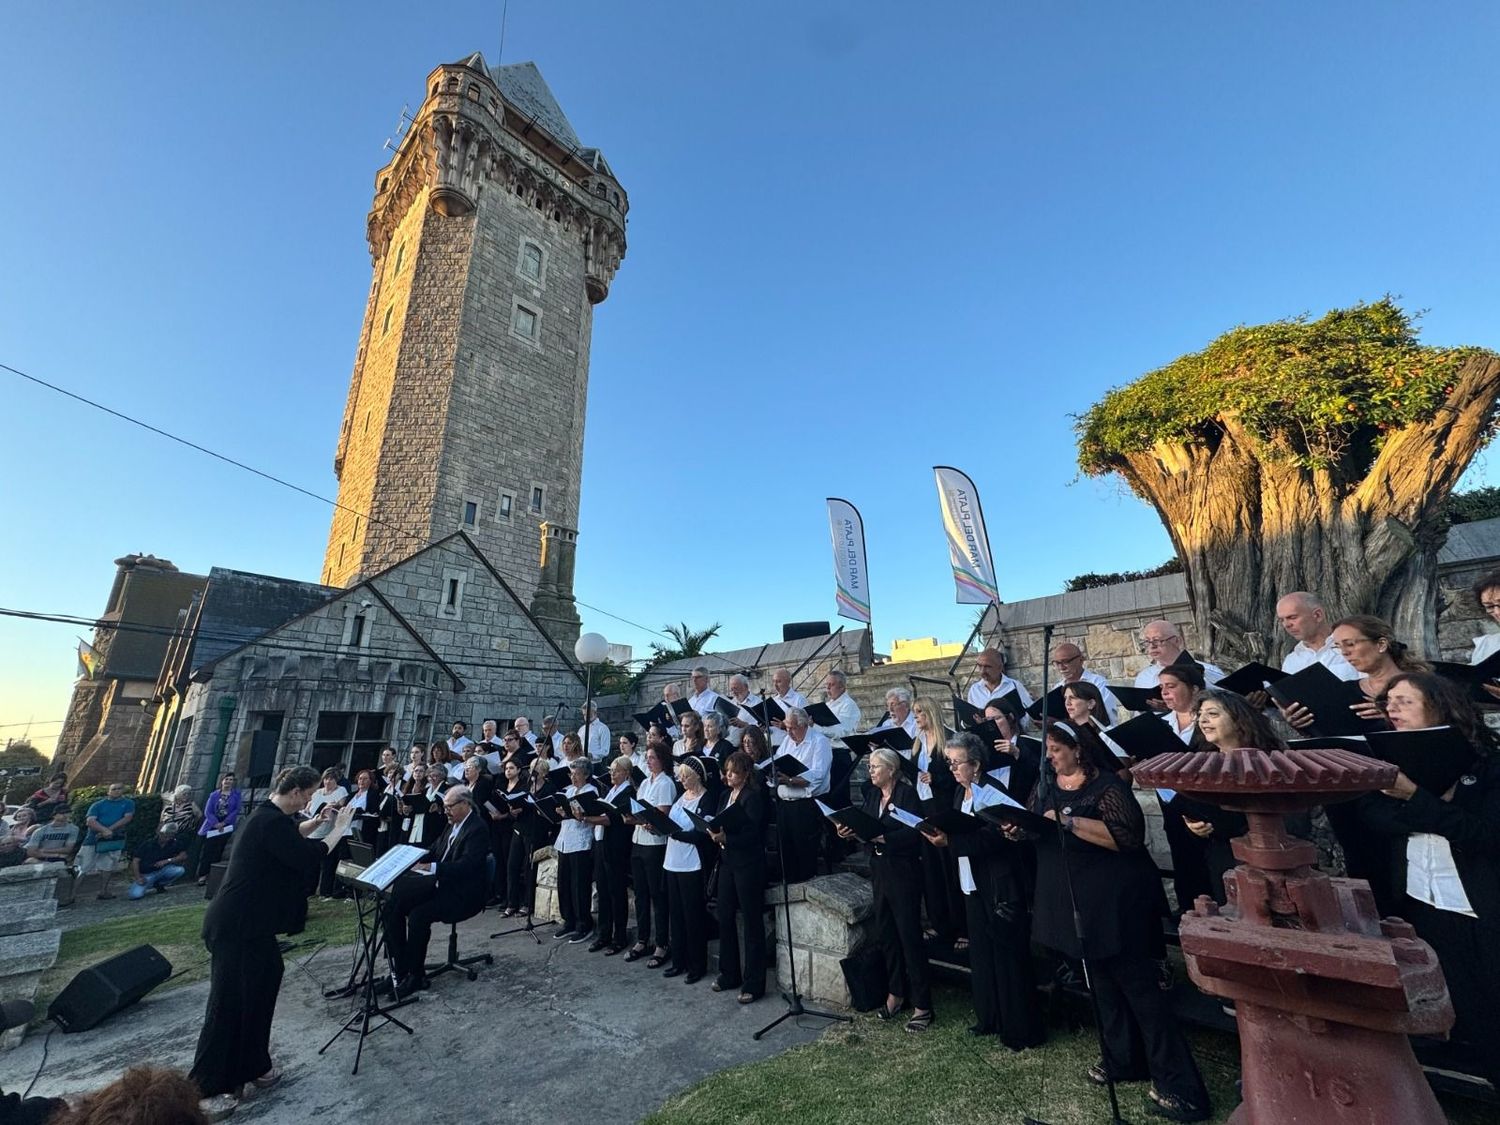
1133;747;1453;1124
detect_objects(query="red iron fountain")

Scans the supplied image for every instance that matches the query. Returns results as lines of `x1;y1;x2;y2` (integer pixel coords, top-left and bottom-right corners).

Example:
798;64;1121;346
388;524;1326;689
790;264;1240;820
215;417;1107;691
1132;746;1453;1124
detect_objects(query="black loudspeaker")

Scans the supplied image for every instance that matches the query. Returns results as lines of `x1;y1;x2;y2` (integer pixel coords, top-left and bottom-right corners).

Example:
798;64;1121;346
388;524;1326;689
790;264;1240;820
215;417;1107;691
48;944;172;1032
782;621;831;643
247;729;279;784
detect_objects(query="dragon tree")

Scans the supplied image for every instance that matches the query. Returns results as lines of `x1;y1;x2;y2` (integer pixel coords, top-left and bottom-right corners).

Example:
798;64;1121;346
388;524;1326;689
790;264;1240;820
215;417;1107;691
1076;299;1500;662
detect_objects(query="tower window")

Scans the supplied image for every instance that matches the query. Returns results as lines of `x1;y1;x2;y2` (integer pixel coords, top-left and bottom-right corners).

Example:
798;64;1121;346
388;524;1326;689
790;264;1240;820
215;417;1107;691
394;241;406;273
439;567;467;619
529;485;545;514
462;499;478;527
446;579;460;606
349;614;366;647
498;492;513;520
511;302;539;343
519;241;543;282
382;304;394;336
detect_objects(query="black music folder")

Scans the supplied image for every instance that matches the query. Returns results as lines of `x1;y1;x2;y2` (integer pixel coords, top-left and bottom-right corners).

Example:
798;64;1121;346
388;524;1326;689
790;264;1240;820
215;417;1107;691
745;698;787;725
1102;713;1187;760
1266;661;1385;738
1025;685;1069;721
628;799;677;836
569;789;619;821
712;696;743;721
913;806;981;837
686;800;750;836
952;695;986;730
627;765;647;787
1431;650;1500;704
815;800;885;842
633;702;672;730
1216;661;1288;697
974;800;1054;836
769;752;809;778
805;701;841;728
1107;684;1163;712
1363;727;1478;796
667;698;693;718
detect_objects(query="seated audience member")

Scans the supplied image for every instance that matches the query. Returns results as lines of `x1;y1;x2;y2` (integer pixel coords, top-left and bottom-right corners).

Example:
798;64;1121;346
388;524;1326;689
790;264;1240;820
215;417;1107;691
196;773;242;885
78;783;135;900
305;768;351;899
381;786;491;997
1359;672;1500;1088
129;820;189;899
160;784;203;839
25;773;70;822
26;806;79;865
1;808;36;868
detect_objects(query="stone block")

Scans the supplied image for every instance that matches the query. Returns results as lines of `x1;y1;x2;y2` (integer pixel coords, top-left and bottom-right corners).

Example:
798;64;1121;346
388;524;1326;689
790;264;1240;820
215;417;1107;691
0;864;65;913
0;930;62;979
803;872;874;925
0;900;57;938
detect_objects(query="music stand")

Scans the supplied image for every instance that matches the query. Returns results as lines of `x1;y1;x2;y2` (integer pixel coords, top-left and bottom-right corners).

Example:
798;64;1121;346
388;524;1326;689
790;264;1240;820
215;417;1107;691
318;845;424;1073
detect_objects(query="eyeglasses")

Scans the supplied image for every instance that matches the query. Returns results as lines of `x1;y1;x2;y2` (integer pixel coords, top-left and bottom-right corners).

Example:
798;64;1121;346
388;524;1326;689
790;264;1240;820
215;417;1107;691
1142;637;1178;649
1482;601;1500;612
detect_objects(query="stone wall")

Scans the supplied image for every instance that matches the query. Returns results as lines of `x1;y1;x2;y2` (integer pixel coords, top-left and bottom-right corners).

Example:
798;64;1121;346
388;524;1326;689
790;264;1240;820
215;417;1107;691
772;873;873;1008
0;864;64;1050
167;534;585;792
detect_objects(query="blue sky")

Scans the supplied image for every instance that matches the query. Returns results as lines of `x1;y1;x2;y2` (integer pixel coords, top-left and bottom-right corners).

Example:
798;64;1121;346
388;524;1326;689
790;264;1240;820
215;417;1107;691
4;2;1498;755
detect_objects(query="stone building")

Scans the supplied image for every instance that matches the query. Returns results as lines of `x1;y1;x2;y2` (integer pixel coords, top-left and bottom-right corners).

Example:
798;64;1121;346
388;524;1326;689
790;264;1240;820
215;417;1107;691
142;533;585;794
321;54;627;649
52;555;206;788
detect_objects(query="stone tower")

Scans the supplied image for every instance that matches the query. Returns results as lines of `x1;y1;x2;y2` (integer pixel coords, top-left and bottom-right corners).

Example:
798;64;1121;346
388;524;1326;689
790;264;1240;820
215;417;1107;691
322;54;627;645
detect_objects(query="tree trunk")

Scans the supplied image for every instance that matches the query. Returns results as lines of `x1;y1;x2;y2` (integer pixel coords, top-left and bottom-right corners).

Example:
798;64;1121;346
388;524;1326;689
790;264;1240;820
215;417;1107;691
1108;354;1500;664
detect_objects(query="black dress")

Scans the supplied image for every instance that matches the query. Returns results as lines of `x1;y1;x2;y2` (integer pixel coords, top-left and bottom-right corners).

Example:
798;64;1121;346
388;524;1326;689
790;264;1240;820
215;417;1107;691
1359;755;1500;1087
189;801;326;1097
714;785;769;996
1029;772;1209;1111
916;734;963;944
862;779;932;1012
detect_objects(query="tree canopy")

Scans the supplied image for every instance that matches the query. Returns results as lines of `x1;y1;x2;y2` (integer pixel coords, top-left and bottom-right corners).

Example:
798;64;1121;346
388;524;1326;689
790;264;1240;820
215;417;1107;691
1077;299;1498;480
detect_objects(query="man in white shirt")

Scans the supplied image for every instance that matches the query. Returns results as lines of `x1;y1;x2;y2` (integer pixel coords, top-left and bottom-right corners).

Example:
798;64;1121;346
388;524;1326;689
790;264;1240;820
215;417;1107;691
447;721;474;758
540;715;566;757
1133;621;1225;708
773;708;831;883
1469;572;1500;702
722;673;762;745
768;668;807;748
513;715;538;747
1277;592;1359;680
818;669;863;811
1050;642;1121;723
577;702;612;761
966;648;1035;712
873;687;918;737
687;667;722;719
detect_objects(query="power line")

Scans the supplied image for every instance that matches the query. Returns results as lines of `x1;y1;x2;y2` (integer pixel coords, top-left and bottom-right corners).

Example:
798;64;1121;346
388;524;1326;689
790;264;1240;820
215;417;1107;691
0;720;65;729
3;359;674;645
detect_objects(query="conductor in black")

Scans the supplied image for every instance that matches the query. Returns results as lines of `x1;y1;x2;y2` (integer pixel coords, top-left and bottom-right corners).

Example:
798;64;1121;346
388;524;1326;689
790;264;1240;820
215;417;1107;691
190;764;358;1113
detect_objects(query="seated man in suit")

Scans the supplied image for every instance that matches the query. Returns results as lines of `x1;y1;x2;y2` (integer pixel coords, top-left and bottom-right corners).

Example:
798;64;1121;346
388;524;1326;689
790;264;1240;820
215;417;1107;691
382;785;490;996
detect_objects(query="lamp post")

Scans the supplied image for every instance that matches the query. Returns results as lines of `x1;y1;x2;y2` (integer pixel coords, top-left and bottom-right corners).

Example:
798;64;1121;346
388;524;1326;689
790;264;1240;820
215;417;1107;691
574;632;609;762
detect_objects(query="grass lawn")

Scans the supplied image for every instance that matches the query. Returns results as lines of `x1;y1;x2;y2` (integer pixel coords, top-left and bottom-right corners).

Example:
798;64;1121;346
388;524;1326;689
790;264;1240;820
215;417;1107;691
34;897;360;1021
645;984;1492;1125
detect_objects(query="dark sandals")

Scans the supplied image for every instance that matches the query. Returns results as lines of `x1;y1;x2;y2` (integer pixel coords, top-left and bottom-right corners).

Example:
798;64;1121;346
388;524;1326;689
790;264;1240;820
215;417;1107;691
904;1010;935;1033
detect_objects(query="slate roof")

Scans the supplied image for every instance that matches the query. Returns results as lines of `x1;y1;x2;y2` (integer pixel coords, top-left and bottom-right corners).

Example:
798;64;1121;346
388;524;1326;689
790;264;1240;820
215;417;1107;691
190;568;338;673
490;60;582;151
643;629;872;690
1439;516;1500;566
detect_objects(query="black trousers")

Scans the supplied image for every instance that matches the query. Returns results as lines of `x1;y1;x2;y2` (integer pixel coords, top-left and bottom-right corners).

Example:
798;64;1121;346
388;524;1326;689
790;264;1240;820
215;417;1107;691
1158;802;1212;914
196;833;230;879
964;891;1042;1048
715;857;767;996
666;867;708;976
317;837;349;897
1406;897;1500;1087
779;798;821;884
557;849;594;934
594;840;630;947
506;832;532;912
189;933;283;1097
919;837;961;943
382;879;446;980
632;843;668;948
872;859;932;1011
1092;952;1209;1108
489;821;511;900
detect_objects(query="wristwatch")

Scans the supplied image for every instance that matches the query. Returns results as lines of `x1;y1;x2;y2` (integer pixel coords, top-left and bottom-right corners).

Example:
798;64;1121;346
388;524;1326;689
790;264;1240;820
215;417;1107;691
1061;814;1076;834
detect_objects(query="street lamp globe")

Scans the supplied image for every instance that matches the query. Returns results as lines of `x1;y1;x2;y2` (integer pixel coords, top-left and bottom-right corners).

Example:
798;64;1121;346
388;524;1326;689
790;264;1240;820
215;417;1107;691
575;632;609;665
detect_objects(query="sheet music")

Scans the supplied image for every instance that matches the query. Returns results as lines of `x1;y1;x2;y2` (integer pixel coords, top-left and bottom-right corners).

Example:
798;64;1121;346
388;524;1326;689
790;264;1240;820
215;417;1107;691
886;806;923;829
355;844;428;891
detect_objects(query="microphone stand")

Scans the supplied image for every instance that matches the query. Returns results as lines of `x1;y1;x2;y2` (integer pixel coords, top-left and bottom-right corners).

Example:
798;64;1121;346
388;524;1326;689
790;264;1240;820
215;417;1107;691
1025;622;1128;1125
753;756;851;1040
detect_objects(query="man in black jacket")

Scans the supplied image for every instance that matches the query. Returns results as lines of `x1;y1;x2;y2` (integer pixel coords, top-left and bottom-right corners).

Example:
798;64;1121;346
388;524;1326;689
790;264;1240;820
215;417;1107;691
383;785;490;995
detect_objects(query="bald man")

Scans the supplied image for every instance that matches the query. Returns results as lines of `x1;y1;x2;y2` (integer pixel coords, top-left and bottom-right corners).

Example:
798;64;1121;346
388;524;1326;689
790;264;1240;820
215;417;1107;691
965;648;1035;712
1277;592;1358;680
1050;642;1121;724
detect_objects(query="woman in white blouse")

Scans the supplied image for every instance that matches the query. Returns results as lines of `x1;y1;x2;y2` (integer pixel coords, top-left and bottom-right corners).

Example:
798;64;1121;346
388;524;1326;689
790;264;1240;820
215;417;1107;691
662;757;714;984
556;759;597;944
626;735;676;967
1359;672;1500;1089
305;768;349;899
